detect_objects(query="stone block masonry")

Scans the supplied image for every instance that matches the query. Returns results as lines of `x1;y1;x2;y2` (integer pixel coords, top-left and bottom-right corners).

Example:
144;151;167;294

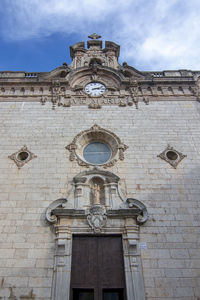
0;100;199;299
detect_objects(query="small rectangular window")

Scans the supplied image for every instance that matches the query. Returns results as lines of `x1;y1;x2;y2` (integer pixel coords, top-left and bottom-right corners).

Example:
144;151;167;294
73;289;94;300
103;289;124;300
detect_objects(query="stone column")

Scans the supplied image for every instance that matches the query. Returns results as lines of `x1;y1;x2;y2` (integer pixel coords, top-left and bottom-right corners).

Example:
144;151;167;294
51;226;72;300
123;220;146;300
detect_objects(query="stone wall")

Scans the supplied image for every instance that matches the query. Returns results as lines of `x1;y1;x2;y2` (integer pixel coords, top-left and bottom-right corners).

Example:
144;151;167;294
0;100;200;299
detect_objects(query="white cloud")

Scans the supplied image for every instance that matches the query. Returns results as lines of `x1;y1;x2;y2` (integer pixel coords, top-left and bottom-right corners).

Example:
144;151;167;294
1;0;200;70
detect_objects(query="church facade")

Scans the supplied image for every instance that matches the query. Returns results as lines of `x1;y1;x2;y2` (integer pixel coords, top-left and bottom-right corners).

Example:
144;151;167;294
0;34;200;299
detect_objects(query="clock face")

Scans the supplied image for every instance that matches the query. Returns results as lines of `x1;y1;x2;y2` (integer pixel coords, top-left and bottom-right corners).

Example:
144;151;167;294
85;82;106;96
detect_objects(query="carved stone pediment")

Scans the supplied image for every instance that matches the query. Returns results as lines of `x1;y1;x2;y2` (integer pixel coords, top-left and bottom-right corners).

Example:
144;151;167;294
45;168;148;230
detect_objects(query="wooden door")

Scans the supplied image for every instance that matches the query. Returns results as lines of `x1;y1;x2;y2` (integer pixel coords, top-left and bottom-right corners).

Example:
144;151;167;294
70;235;126;300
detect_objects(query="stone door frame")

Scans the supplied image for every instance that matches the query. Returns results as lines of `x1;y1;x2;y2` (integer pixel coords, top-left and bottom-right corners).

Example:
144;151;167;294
50;220;146;300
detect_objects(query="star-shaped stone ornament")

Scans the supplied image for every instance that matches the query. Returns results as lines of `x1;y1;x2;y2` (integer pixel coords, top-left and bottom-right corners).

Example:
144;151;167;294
157;145;186;168
8;145;37;168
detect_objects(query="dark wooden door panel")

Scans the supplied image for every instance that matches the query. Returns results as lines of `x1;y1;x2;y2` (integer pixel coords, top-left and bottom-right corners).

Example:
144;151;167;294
98;236;125;288
71;235;126;300
71;236;98;288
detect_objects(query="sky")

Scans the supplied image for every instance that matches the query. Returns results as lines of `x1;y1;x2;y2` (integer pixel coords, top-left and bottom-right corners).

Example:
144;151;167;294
0;0;200;72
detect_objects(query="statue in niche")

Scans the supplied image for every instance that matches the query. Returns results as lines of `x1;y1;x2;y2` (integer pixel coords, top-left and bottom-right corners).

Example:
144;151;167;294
93;184;101;205
90;177;105;206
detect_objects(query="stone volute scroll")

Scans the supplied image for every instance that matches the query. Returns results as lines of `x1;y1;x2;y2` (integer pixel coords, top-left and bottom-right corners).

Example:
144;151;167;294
45;198;68;223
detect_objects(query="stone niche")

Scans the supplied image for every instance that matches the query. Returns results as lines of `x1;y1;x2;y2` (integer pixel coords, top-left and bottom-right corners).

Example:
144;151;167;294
46;168;148;300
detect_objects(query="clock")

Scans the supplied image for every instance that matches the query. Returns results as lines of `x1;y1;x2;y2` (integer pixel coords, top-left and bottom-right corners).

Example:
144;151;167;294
85;82;106;96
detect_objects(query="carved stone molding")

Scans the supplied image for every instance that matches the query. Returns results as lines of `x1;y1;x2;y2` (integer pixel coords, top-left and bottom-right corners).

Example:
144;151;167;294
66;124;128;168
8;145;37;169
158;144;187;168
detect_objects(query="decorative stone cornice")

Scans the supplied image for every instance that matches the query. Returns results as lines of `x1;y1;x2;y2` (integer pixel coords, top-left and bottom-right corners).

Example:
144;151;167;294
46;199;148;226
0;35;200;111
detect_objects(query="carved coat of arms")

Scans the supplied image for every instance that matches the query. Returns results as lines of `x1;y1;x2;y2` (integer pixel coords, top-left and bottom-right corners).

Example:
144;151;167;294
86;204;107;233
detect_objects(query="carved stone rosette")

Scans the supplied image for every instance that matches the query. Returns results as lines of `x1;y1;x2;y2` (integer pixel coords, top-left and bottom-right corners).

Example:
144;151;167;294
8;145;37;169
66;124;128;168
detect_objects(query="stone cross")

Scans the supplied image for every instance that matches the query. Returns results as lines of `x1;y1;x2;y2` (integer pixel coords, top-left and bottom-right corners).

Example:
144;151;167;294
88;33;102;40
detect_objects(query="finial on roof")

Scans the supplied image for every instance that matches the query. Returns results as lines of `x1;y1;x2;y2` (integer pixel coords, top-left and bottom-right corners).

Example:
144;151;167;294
88;33;102;40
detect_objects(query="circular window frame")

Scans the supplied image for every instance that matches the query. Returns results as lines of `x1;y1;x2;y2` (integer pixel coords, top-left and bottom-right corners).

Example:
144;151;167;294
82;141;112;165
66;124;128;168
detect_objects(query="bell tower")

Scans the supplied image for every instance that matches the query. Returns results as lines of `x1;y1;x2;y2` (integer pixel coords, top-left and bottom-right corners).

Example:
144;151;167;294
69;33;120;69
